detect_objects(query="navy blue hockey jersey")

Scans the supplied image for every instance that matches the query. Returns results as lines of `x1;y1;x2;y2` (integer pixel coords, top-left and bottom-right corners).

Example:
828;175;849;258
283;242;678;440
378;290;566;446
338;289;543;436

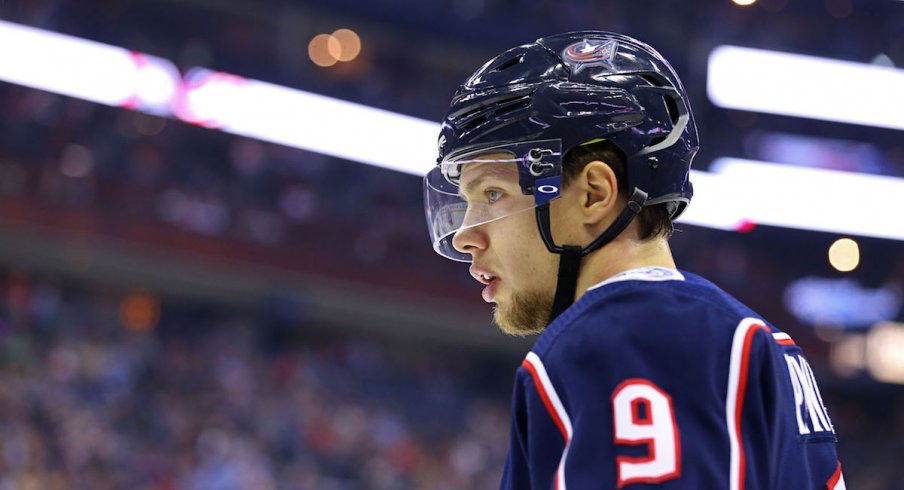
501;267;844;490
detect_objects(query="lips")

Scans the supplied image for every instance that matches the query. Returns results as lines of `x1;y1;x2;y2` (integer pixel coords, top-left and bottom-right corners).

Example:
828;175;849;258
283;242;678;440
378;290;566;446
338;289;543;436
470;265;499;303
481;278;499;303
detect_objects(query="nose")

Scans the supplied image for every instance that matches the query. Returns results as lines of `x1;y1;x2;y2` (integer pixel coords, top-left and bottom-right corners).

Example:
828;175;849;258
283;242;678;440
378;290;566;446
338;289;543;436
452;223;488;256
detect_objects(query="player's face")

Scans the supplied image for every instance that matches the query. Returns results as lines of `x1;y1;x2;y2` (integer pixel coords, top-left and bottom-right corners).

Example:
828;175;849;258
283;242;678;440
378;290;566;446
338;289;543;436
452;159;560;336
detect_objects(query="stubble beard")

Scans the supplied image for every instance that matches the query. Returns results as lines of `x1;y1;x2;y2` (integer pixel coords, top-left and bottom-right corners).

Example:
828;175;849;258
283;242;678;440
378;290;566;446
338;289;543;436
492;288;554;337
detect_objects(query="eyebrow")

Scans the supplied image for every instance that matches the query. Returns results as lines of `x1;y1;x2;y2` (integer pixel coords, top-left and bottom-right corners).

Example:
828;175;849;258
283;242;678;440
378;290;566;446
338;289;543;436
460;169;512;199
461;175;488;199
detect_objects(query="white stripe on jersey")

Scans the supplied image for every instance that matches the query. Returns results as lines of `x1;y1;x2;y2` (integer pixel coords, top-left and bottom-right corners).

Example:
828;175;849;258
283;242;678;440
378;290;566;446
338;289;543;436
772;332;792;342
524;352;573;490
726;317;770;490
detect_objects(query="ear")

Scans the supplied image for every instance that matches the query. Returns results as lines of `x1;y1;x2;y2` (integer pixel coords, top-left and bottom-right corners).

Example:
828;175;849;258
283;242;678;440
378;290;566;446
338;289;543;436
579;160;620;225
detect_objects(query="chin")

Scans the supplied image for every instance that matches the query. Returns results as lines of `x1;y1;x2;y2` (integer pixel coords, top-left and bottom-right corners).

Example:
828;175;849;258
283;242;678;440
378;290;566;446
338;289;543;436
492;291;552;337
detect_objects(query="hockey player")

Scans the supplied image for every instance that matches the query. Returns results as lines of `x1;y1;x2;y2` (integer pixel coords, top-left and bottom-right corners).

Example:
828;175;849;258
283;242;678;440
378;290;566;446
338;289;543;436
423;31;845;489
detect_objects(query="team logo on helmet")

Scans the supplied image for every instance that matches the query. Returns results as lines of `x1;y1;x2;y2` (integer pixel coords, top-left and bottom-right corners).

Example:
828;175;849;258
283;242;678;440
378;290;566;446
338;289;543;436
562;39;618;73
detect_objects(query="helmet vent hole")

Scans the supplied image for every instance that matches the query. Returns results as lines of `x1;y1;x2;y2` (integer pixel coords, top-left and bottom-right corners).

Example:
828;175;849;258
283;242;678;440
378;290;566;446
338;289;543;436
494;54;524;72
649;135;666;146
495;97;530;116
641;75;664;87
664;96;679;125
461;114;488;131
452;94;532;132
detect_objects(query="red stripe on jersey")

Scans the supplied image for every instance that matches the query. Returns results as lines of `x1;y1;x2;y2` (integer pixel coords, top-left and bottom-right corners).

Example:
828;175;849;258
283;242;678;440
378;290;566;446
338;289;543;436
827;462;845;489
522;358;570;444
772;332;796;346
735;323;770;490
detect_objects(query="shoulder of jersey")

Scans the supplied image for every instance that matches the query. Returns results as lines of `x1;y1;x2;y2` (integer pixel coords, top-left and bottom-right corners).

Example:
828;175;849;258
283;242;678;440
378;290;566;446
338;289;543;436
533;272;771;359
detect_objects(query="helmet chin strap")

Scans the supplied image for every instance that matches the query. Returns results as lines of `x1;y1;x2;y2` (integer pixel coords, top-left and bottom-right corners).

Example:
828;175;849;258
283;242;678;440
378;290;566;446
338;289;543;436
535;188;649;324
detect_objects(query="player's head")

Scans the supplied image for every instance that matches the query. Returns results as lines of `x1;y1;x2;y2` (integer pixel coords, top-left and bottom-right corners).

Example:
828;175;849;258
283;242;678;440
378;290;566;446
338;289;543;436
424;31;698;333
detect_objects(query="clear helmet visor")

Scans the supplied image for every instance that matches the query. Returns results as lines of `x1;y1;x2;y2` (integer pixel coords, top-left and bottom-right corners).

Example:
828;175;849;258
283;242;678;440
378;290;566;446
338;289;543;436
424;139;563;262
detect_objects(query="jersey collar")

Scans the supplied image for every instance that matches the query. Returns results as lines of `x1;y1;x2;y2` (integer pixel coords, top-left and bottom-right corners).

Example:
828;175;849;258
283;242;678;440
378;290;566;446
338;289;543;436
586;266;685;291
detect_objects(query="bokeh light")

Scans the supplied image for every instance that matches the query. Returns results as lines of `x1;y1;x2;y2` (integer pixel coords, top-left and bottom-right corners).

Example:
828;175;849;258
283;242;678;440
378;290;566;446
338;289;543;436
308;33;338;67
866;322;904;384
59;144;94;178
828;238;860;272
119;292;161;332
328;29;362;62
733;0;757;6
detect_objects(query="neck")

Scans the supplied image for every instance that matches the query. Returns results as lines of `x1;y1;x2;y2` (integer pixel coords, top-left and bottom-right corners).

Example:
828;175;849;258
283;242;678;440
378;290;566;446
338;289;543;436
573;234;676;301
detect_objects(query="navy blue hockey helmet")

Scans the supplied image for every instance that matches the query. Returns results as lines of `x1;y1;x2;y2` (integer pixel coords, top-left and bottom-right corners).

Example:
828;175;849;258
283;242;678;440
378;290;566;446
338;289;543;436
424;31;699;321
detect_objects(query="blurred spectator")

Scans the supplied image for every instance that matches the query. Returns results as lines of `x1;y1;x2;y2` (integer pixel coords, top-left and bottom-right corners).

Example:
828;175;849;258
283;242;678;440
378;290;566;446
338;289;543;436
0;269;901;489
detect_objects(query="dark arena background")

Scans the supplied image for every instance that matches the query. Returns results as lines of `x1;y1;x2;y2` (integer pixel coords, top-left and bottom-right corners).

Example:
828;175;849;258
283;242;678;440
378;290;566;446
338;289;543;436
1;1;903;488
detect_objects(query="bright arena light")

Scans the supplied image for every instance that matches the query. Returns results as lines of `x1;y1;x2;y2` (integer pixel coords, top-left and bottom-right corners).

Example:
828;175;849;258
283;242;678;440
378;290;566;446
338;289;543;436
175;68;438;174
129;52;182;115
0;19;180;114
708;45;904;131
1;20;904;242
696;158;904;242
174;68;247;128
732;0;757;6
828;238;860;272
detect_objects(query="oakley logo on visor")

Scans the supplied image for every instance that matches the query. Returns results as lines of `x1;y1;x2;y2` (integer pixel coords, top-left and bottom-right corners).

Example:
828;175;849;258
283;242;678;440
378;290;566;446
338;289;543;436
534;176;560;206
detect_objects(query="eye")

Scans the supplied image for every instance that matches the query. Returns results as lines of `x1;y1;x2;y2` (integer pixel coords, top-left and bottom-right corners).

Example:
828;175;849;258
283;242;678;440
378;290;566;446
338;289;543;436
485;189;503;203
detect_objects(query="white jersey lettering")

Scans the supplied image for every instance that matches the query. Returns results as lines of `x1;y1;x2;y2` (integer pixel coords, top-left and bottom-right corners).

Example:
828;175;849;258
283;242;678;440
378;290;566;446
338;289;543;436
784;354;834;435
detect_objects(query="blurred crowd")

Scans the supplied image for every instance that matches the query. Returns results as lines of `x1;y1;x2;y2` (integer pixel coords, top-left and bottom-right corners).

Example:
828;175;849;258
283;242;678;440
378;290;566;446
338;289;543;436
0;83;440;277
1;270;903;489
0;269;514;489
